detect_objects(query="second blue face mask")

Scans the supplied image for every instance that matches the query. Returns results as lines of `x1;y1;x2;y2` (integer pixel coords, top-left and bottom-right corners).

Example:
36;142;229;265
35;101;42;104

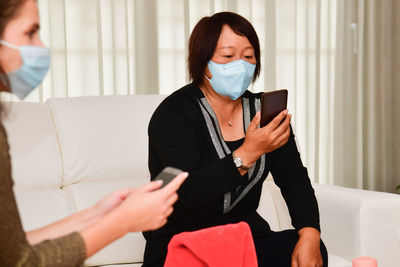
206;59;256;101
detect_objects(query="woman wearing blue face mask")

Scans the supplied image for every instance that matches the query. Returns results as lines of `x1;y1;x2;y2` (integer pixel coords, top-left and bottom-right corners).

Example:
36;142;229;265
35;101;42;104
145;12;328;267
0;0;187;265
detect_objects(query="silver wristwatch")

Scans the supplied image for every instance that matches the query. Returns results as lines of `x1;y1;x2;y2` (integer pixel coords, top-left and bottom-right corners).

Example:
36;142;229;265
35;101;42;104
233;151;251;171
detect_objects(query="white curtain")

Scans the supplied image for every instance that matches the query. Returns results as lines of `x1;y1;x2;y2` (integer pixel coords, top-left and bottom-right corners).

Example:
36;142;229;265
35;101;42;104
1;0;398;193
333;0;399;193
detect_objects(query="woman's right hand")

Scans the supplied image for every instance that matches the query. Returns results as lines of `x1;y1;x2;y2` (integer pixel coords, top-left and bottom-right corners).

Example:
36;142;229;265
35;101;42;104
116;172;188;233
235;110;292;167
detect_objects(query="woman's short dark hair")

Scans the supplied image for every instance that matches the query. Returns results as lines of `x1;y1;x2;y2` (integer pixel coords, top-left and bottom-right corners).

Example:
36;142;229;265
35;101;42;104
188;12;261;86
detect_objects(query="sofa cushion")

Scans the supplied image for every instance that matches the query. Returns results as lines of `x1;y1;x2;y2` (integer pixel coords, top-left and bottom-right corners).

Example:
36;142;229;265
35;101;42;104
63;179;148;209
2;102;62;188
315;183;400;266
85;232;145;266
63;179;149;265
13;188;76;231
46;95;165;186
328;255;352;267
257;174;293;231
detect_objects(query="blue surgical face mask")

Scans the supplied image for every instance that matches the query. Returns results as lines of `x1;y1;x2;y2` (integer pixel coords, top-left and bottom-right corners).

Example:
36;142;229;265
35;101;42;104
206;59;256;101
0;40;50;100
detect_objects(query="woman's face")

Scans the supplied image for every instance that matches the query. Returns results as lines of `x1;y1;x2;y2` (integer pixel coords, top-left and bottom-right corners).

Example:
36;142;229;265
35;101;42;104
0;0;42;78
205;24;256;79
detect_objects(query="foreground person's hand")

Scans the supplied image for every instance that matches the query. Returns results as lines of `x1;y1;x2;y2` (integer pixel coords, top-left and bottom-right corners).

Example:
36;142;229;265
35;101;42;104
81;172;188;257
116;172;188;232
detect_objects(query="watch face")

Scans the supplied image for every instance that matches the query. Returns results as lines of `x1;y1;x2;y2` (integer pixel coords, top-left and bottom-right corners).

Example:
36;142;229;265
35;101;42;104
234;157;242;168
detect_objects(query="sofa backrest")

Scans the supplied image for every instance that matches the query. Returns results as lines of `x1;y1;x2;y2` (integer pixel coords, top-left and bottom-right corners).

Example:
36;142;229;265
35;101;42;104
46;95;163;186
2;102;76;233
2;102;62;189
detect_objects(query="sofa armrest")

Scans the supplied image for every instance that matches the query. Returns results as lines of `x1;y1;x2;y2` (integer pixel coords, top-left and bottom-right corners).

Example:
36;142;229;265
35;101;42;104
314;183;400;267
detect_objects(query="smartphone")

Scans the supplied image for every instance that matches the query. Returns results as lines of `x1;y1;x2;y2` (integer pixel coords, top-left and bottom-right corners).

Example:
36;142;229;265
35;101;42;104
154;167;183;188
260;89;288;128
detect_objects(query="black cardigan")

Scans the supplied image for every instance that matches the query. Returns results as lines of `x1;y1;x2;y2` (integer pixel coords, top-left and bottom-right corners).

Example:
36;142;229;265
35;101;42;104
143;83;320;267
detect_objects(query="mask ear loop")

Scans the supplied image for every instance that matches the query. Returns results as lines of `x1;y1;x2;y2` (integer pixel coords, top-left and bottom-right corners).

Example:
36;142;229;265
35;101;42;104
0;40;20;50
204;63;212;82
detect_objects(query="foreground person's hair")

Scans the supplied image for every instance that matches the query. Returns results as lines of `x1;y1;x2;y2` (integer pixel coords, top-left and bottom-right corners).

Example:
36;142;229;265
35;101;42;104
0;0;29;117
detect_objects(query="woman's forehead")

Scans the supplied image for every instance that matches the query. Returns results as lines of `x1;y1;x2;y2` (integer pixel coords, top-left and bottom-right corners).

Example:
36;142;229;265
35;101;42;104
6;0;39;31
217;25;252;48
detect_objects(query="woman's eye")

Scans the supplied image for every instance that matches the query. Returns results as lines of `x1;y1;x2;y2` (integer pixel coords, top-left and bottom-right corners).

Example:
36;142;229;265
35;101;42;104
244;56;254;59
26;29;37;38
224;55;233;58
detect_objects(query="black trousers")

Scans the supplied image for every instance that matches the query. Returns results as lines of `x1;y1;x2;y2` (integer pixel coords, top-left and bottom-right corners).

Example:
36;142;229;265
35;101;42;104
254;230;328;267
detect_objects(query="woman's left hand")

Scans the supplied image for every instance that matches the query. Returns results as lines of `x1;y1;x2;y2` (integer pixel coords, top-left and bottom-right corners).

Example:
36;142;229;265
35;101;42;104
291;227;323;267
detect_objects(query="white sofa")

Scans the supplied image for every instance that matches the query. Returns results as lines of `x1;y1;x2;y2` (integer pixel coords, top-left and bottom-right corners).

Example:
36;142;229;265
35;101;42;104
2;95;400;267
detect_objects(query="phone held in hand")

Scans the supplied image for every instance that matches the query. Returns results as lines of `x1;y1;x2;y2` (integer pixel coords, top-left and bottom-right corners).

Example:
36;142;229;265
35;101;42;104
154;167;183;188
260;89;288;128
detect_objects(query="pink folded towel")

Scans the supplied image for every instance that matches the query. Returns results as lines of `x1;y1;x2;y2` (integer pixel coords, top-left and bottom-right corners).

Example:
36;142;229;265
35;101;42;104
164;222;258;267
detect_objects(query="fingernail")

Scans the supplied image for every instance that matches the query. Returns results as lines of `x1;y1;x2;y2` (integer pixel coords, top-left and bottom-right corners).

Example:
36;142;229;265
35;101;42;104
182;172;189;178
284;110;288;115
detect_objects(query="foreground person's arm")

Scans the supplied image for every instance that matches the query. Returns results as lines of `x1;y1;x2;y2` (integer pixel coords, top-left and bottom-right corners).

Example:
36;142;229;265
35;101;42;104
27;188;135;245
80;173;187;257
1;123;187;266
1;124;85;266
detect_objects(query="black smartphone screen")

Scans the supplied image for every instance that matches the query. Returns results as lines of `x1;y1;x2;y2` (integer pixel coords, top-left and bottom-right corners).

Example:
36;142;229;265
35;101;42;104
260;89;288;127
154;167;183;188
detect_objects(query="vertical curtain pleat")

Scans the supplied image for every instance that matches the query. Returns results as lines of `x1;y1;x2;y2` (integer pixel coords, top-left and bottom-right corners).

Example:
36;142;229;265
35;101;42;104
305;0;310;166
62;0;69;97
380;0;392;192
124;0;131;95
134;0;159;94
332;0;345;186
183;0;190;83
326;0;335;184
47;0;69;98
293;0;298;136
210;0;215;14
356;0;365;188
227;0;238;12
130;0;137;95
314;0;321;182
365;0;376;189
96;0;104;96
111;1;117;95
391;0;400;193
264;0;276;92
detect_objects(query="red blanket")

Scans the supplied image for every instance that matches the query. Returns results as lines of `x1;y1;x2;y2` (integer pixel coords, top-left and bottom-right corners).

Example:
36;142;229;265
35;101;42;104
164;222;258;267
